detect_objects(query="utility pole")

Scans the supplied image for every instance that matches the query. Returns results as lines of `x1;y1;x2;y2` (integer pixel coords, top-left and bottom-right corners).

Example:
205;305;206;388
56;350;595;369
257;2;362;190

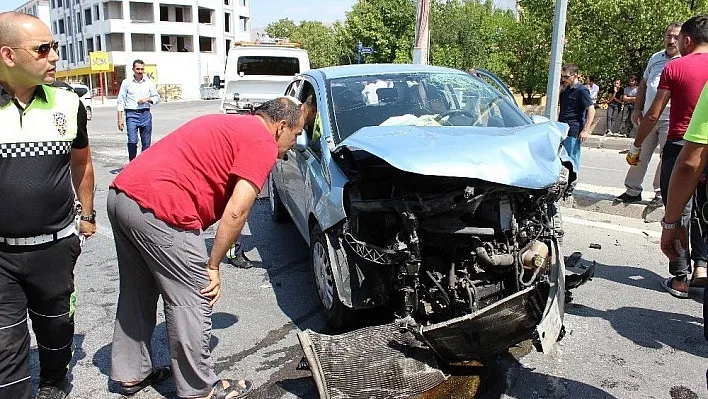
544;0;569;121
412;0;431;65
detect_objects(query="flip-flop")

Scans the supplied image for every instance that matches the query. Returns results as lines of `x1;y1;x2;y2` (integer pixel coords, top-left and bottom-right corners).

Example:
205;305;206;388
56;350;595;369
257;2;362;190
213;379;253;399
662;277;689;298
121;366;172;395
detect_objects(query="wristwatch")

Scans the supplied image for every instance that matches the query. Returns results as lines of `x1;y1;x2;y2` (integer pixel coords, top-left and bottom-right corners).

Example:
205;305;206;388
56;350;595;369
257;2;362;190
660;217;682;230
80;210;96;224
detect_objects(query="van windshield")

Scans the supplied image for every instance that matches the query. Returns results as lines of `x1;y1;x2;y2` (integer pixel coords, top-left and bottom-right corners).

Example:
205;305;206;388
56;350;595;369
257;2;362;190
237;56;300;76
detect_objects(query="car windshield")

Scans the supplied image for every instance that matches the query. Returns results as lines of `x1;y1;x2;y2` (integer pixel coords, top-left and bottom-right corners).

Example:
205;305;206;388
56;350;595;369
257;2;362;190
327;72;530;142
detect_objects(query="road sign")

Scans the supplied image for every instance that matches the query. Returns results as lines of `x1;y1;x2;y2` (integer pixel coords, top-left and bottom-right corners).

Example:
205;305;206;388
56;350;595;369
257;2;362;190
361;47;374;55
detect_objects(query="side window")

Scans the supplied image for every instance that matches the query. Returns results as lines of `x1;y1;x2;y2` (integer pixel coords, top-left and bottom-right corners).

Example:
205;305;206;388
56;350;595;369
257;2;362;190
284;80;300;97
299;80;322;159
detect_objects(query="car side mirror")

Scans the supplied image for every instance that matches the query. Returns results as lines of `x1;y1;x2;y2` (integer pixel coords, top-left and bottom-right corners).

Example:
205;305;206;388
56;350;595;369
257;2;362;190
212;75;222;89
530;115;551;124
295;132;309;152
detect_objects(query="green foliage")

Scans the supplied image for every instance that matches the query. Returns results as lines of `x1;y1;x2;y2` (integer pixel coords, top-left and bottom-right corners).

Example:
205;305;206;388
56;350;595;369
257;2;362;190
264;0;708;99
344;0;417;63
430;0;516;77
264;18;297;39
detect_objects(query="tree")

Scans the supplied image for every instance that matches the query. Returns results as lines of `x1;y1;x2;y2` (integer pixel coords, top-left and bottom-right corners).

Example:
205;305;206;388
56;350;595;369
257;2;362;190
289;21;341;69
265;18;297;39
430;0;516;77
506;6;552;104
344;0;417;63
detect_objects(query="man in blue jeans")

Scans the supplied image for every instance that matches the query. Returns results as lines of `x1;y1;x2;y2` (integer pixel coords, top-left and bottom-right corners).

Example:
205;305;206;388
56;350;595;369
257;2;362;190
559;63;595;174
117;59;160;161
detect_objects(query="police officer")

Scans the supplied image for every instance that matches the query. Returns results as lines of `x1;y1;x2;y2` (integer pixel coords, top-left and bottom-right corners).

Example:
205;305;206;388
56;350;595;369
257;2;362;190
0;12;95;399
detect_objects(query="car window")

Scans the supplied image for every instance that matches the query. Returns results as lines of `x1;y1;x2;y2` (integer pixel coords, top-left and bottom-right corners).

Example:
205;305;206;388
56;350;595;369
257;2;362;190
328;72;530;143
299;81;322;159
72;86;88;97
237;56;299;76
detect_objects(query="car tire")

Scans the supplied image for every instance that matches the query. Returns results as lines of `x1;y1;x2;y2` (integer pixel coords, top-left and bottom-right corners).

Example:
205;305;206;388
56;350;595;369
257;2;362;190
85;106;92;121
310;224;354;330
268;175;289;223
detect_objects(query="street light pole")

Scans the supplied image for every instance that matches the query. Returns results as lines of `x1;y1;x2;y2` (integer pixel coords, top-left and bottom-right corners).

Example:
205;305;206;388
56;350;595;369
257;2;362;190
544;0;569;121
413;0;430;65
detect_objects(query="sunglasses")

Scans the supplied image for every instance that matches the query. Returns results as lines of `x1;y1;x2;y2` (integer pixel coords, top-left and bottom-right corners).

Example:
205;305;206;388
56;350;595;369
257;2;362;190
560;75;571;79
11;41;59;57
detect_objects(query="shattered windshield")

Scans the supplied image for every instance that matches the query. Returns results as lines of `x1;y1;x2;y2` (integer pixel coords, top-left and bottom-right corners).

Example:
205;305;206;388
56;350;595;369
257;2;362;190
327;72;530;142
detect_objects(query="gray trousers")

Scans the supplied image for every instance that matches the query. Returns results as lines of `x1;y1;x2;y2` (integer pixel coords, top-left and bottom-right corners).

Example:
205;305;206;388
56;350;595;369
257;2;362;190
623;120;668;196
107;189;218;398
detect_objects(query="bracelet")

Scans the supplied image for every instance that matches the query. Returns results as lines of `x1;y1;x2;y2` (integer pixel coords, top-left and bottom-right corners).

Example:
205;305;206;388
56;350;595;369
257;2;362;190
206;262;220;271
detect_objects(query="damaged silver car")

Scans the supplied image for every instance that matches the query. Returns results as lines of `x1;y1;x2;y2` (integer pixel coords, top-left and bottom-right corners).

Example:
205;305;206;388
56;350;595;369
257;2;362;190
269;64;583;363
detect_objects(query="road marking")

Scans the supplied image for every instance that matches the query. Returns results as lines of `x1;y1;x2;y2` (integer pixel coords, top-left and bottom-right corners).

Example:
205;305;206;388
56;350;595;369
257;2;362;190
564;216;661;238
581;165;627;173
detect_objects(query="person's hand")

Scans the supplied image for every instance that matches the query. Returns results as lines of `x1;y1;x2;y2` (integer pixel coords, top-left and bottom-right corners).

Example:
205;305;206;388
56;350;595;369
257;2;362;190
79;220;96;238
626;144;641;165
579;129;590;142
631;110;642;126
201;266;222;306
118;120;124;131
661;225;687;262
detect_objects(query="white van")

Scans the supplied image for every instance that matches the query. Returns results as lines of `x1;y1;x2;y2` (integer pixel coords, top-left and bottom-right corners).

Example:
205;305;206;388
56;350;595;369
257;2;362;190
213;41;310;114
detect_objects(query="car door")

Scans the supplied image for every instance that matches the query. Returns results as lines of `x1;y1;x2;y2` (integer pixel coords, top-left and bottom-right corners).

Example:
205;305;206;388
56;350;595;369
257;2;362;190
471;69;517;106
273;79;303;216
281;77;323;239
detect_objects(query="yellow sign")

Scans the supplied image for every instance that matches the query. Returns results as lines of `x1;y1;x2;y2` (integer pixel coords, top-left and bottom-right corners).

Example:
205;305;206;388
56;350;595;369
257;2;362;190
89;51;110;71
143;64;158;83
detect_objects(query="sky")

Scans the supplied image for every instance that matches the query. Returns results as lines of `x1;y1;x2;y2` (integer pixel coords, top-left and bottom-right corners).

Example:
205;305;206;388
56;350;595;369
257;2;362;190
3;0;516;26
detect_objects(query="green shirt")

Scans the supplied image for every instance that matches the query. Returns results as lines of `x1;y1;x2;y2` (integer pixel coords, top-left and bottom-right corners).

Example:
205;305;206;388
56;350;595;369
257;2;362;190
684;82;708;144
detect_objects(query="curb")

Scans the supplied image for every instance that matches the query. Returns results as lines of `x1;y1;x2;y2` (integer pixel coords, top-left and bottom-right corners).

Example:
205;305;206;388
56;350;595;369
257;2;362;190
559;187;664;223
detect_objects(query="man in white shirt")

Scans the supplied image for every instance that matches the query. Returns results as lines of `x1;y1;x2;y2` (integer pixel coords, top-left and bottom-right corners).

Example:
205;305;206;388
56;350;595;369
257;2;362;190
586;76;599;105
117;59;160;161
616;22;682;204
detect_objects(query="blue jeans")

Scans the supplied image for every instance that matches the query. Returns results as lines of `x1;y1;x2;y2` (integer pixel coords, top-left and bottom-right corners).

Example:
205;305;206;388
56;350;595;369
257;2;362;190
561;135;582;175
125;110;152;160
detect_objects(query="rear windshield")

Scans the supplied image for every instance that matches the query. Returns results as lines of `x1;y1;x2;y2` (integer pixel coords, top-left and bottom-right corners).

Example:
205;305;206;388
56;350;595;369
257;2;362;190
237;56;300;76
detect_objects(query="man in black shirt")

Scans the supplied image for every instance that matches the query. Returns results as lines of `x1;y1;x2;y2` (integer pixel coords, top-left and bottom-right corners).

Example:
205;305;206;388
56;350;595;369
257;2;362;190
559;63;596;173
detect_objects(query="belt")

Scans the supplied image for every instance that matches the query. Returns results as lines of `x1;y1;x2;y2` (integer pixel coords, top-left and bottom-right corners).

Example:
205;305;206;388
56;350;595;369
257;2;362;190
126;108;150;113
0;223;77;246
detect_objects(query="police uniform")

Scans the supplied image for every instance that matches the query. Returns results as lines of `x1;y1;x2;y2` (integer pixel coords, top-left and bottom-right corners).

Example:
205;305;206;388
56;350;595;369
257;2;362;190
0;84;88;398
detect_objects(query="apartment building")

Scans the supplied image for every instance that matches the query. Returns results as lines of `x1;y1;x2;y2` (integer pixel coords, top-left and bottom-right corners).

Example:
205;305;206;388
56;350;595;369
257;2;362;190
50;0;251;100
14;0;51;28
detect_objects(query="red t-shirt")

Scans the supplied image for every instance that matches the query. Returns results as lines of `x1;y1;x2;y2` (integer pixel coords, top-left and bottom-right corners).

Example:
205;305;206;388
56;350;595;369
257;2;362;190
111;114;278;230
658;52;708;141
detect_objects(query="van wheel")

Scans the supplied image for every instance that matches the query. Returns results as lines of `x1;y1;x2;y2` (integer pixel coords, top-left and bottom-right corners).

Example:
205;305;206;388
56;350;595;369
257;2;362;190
310;224;354;330
268;175;289;223
85;106;92;121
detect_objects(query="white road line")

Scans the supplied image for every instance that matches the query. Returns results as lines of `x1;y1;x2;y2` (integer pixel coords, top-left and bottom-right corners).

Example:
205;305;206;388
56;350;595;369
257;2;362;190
580;165;627;173
564;216;661;238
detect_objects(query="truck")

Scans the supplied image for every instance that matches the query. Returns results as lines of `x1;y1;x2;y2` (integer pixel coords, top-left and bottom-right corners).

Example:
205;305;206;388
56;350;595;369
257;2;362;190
213;40;310;114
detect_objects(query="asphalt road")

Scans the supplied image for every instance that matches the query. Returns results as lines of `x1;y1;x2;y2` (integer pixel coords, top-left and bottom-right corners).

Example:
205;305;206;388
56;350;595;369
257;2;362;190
26;101;705;399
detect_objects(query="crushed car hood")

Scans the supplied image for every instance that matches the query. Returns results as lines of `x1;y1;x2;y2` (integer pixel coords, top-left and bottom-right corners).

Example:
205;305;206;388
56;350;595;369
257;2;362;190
333;122;568;189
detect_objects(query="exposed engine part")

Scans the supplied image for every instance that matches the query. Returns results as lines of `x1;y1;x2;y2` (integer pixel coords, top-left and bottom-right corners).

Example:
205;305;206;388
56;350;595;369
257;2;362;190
521;240;550;271
472;237;515;268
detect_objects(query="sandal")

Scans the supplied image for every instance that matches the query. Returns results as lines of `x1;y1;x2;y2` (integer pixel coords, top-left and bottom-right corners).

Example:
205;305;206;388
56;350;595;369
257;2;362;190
212;379;253;399
120;366;172;395
662;277;689;298
691;266;708;287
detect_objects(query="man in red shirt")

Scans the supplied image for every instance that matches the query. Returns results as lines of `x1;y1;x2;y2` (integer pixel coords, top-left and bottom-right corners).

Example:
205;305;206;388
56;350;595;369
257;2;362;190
629;15;708;297
106;97;303;398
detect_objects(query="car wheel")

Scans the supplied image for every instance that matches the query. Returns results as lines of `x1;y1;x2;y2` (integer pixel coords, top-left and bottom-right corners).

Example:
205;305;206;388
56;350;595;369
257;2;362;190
310;224;354;330
85;106;92;121
268;175;289;223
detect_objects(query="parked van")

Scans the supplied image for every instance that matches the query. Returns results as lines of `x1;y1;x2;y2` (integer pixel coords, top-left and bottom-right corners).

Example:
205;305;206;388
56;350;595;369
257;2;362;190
213;41;310;114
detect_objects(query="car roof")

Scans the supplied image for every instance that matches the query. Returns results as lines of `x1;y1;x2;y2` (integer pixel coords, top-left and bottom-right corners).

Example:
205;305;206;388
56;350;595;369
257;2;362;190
308;63;467;80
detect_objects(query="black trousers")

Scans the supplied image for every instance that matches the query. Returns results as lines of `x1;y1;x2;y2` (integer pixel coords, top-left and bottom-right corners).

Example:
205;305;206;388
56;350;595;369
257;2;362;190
660;141;708;278
0;235;80;398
